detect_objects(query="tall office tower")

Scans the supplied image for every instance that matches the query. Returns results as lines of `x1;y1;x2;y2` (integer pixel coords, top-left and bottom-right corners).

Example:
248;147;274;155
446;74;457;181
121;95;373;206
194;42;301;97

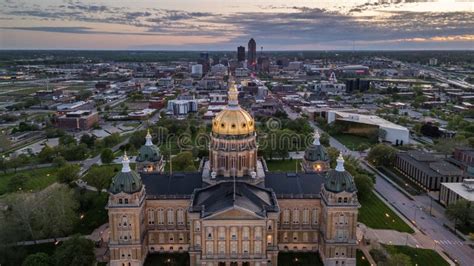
247;38;256;69
237;46;245;62
198;52;210;73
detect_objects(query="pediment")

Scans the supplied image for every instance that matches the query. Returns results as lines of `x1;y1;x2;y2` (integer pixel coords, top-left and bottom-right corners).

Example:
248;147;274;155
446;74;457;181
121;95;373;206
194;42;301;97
204;206;264;220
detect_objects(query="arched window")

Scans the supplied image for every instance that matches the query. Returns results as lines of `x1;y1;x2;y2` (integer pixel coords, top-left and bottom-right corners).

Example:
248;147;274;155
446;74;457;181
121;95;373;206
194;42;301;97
148;209;155;225
312;209;318;225
177;208;185;225
302;208;309;224
157;209;164;225
292;208;300;224
167;208;174;225
194;220;201;232
282;209;290;224
206;227;213;240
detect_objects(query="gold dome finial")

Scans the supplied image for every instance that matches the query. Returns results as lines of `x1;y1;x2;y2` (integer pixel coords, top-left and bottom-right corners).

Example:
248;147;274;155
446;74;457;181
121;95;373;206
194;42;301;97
228;77;239;106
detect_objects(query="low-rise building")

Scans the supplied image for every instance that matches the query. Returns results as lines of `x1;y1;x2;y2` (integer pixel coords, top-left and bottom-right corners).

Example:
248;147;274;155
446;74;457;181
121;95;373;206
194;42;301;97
327;111;409;145
167;99;198;116
395;150;467;191
57;110;99;131
440;179;474;206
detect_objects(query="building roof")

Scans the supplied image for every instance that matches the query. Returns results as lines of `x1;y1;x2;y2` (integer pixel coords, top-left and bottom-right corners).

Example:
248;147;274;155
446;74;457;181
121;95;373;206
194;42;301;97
441;179;474;202
136;130;161;162
212;79;255;135
324;155;357;193
264;172;324;198
330;111;408;131
304;131;329;162
398;151;464;177
190;181;279;218
141;172;202;198
109;153;143;194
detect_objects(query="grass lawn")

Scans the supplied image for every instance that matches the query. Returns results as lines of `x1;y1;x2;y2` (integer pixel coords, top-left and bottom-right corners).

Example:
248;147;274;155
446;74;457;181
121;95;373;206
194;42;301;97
359;191;414;233
378;166;422;196
357;249;371;266
332;134;377;151
144;253;190;266
266;159;302;172
0;167;60;195
384;245;449;266
278;252;323;266
74;189;109;235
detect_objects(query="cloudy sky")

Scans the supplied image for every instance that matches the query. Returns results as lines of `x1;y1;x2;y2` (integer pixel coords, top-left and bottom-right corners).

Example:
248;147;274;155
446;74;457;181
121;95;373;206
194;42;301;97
0;0;473;50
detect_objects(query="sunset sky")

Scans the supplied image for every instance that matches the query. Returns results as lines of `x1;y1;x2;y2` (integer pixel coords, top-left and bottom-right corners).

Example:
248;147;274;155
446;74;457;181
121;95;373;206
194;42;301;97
0;0;473;50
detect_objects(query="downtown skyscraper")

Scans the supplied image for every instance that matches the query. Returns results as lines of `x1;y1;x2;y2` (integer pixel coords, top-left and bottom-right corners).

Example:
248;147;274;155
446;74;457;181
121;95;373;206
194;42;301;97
247;38;256;70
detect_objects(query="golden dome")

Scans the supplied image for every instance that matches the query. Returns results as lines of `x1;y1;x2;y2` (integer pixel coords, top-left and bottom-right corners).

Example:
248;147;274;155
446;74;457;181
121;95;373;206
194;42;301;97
212;107;255;135
212;78;255;135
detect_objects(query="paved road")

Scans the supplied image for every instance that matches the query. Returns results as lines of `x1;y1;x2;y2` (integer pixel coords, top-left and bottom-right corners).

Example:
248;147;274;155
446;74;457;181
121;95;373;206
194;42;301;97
282;103;474;265
374;173;474;265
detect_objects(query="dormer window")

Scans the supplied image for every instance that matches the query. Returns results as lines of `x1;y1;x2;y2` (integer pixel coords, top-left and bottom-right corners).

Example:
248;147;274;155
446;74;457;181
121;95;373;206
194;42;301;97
119;199;123;204
125;199;129;204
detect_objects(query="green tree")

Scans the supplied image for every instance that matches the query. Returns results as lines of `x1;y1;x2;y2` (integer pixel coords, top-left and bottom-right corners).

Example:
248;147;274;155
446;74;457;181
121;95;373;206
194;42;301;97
367;144;397;167
57;164;80;183
100;148;115;164
353;174;374;200
445;199;474;228
22;252;52;266
327;147;340;168
36;185;79;238
103;133;121;148
6;156;25;173
320;132;330;147
370;248;388;264
7;174;27;192
129;130;147;149
79;134;96;148
172;151;196;171
52;156;67;167
85;165;112;193
53;235;95;266
38;145;57;163
59;134;76;146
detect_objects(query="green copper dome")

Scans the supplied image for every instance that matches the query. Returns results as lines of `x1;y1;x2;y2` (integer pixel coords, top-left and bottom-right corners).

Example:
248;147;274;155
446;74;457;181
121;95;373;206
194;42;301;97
305;145;328;162
324;154;356;193
109;153;143;194
136;130;161;162
305;130;328;162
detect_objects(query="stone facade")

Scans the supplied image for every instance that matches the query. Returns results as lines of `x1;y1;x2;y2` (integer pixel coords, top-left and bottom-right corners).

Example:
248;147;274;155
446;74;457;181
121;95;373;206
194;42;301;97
107;81;359;266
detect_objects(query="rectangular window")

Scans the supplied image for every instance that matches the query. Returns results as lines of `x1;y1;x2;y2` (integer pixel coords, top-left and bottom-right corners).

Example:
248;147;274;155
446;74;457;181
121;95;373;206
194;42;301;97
254;241;262;254
206;241;214;255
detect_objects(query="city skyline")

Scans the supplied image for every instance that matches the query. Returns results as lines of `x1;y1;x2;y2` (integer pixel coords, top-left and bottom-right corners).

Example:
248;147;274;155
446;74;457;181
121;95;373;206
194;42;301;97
0;0;473;50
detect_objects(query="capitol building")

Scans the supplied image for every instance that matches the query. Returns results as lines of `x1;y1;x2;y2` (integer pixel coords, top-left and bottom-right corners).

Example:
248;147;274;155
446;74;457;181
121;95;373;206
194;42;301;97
107;80;360;266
